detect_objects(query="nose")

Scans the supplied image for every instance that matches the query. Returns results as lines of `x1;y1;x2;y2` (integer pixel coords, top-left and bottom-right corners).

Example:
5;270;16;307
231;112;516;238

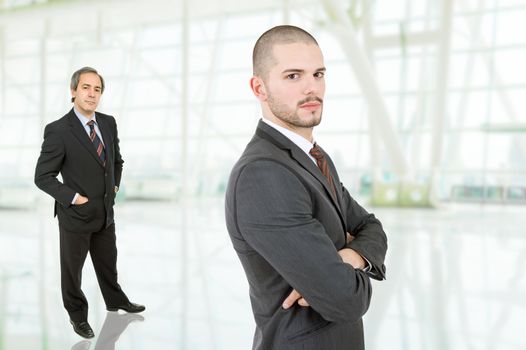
303;76;322;95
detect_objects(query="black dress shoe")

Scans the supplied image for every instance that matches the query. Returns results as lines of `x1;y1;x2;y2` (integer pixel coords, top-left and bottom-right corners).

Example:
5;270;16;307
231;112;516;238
107;302;145;313
70;320;95;339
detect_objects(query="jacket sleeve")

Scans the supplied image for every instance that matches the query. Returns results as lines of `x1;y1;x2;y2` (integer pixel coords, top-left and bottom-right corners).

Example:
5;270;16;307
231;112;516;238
34;124;76;206
234;160;372;324
341;185;388;280
111;116;124;188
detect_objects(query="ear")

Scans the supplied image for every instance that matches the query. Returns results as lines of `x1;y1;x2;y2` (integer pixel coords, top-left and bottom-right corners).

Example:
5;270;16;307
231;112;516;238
70;88;77;103
249;76;268;102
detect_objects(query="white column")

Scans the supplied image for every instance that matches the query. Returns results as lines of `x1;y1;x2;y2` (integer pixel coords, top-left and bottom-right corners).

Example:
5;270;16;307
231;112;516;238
429;0;453;204
180;0;189;348
361;1;382;182
38;18;50;350
0;25;4;118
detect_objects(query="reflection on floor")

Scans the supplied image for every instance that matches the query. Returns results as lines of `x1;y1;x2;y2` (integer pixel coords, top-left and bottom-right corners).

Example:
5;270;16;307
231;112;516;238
0;198;525;350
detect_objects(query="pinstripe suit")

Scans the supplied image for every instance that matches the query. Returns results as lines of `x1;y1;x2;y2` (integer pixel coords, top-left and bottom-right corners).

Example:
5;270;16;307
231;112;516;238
225;120;387;349
35;108;128;322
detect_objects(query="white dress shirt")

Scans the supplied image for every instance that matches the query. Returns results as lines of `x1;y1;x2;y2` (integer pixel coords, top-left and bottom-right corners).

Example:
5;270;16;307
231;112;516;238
73;108;104;146
71;108;105;204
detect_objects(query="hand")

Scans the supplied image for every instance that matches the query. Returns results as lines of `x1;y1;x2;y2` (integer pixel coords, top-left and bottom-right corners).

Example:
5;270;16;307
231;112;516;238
74;195;89;205
281;233;365;310
338;248;366;270
114;186;119;193
282;289;310;309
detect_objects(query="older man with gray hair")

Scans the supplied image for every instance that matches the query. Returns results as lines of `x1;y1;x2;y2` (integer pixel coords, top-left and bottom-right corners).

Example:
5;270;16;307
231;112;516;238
35;67;144;339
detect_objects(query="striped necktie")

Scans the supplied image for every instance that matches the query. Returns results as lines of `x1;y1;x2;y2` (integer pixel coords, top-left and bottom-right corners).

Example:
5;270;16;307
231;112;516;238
87;120;106;166
309;143;336;196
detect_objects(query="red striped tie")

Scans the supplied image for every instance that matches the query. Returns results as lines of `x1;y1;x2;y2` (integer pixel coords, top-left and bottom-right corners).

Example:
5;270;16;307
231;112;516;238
87;120;106;166
309;143;336;196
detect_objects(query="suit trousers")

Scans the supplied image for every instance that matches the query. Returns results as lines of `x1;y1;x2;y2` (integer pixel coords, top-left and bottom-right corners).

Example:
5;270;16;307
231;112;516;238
59;222;128;322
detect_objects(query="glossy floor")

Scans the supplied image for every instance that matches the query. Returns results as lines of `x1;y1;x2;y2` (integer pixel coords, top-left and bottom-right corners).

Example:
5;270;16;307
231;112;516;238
0;198;524;350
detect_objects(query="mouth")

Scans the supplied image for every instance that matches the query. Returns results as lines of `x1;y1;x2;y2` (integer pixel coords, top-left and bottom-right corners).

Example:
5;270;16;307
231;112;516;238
299;102;321;111
298;97;323;111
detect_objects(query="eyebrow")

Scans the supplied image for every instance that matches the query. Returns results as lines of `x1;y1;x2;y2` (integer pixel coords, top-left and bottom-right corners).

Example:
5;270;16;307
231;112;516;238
282;67;326;74
81;83;102;89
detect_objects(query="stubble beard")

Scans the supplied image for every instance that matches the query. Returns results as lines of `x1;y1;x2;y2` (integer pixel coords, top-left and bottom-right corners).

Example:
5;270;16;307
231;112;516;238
267;93;323;129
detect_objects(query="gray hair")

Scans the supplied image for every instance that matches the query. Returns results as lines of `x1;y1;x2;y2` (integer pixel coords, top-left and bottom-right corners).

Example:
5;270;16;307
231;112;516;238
70;66;105;102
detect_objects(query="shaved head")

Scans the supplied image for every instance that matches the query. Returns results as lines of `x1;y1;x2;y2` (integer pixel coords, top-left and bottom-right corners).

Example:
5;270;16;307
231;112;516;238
252;25;319;79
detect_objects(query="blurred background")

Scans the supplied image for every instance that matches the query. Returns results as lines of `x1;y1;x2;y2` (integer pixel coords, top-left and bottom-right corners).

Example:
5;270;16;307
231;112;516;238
0;0;525;349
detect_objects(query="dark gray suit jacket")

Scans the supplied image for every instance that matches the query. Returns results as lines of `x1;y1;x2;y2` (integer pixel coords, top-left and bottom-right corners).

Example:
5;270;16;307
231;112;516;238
225;120;387;350
35;109;123;233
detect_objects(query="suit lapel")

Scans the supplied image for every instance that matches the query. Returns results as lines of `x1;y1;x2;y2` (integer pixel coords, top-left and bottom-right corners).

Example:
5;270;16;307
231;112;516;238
256;121;344;218
96;114;113;165
67;109;105;168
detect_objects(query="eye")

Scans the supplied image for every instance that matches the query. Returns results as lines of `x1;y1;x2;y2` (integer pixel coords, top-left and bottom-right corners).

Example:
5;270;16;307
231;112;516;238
286;73;300;80
314;71;325;78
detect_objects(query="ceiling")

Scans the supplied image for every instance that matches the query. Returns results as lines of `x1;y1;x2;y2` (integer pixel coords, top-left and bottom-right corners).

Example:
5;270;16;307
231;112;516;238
0;0;322;40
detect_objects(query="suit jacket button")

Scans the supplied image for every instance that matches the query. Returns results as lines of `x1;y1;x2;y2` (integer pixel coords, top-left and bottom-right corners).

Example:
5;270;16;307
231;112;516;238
104;194;107;198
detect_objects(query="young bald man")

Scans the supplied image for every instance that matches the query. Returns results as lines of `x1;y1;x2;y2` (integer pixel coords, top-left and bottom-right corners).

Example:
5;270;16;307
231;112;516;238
225;25;387;349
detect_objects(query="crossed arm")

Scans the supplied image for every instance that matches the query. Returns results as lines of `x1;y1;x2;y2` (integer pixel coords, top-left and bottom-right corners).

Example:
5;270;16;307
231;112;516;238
234;160;382;323
283;233;366;309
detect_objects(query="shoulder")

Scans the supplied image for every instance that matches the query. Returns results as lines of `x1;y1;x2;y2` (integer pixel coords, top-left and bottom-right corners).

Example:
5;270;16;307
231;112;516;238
239;133;287;163
232;134;302;179
232;157;309;200
95;111;116;123
95;111;113;119
228;158;313;223
44;112;70;132
233;137;283;174
95;112;119;134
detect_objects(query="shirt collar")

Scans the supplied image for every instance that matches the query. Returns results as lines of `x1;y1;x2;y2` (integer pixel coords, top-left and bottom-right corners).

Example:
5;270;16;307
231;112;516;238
262;117;316;163
73;107;97;126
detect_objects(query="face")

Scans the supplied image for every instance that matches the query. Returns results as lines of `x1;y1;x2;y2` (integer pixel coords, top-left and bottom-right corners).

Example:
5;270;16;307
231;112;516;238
256;42;326;134
71;72;102;118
